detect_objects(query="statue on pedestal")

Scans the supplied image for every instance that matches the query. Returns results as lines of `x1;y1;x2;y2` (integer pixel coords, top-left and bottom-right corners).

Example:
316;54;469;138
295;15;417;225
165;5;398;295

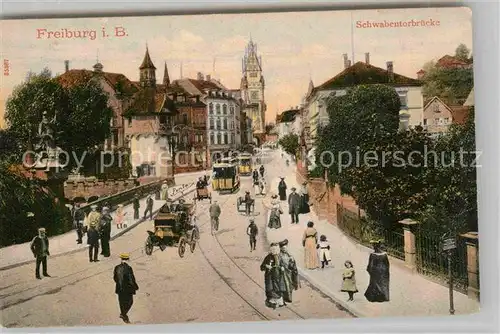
34;111;63;169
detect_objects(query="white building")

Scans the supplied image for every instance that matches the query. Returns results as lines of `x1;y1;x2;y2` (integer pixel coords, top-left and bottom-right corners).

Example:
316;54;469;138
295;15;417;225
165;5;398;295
276;107;301;138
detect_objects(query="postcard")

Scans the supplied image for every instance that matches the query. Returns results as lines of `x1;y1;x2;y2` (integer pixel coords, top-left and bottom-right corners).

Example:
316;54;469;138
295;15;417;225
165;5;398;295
0;7;478;328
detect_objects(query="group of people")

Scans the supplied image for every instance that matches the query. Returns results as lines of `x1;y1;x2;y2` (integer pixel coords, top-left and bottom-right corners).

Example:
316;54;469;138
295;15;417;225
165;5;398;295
252;165;267;196
83;204;113;262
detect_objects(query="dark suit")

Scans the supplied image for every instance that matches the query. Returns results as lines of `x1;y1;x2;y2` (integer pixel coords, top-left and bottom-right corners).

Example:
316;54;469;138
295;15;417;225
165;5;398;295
100;214;112;257
114;262;139;319
143;197;154;220
87;227;100;261
30;235;50;278
288;192;301;224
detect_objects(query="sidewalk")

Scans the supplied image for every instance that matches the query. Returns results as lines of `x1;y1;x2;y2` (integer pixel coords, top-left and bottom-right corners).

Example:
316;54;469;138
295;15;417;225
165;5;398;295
266;150;480;318
0;180;197;271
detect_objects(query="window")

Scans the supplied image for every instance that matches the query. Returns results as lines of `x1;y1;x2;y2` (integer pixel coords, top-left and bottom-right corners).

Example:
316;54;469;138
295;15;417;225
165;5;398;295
230;106;234;114
444;117;450;124
251;91;258;100
230;121;234;130
210;133;214;145
209;103;214;114
231;133;235;144
223;118;228;130
113;131;119;147
216;104;221;114
216;118;221;130
209;118;214;130
182;114;188;124
223;104;227;115
224;133;228;144
217;133;221;144
249;72;257;77
398;94;408;108
434;118;440;125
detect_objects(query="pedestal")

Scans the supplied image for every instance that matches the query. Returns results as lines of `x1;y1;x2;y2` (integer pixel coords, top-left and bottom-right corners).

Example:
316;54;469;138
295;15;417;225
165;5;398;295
460;232;480;300
399;218;420;272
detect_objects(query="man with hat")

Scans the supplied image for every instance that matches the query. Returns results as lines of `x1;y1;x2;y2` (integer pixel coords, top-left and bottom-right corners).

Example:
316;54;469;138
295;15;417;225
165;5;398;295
99;207;113;257
114;253;139;323
73;202;85;244
85;204;101;231
209;200;221;234
244;190;253;216
143;195;154;220
133;195;140;220
288;187;301;224
87;220;100;262
30;227;50;279
246;218;259;252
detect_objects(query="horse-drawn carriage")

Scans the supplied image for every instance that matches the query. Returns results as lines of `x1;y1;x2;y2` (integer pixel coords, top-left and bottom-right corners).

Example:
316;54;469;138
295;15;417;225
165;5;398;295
145;200;199;258
194;186;212;203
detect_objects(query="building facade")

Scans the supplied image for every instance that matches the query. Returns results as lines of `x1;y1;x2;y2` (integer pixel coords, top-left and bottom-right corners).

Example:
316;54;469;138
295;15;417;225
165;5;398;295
422;96;454;137
240;39;266;145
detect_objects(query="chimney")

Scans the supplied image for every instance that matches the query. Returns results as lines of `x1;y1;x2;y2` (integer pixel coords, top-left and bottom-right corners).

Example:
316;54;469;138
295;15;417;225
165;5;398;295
347;60;352;67
197;72;203;81
206;74;211;81
343;53;349;69
386;61;394;82
365;53;370;65
64;60;69;72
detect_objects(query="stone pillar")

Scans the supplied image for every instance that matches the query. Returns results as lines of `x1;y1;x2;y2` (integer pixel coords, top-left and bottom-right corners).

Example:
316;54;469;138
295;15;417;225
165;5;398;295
461;232;479;300
399;218;419;272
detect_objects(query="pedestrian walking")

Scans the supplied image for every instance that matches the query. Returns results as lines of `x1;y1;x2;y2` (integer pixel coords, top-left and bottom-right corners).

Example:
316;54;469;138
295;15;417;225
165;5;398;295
100;207;112;257
244;191;253;216
143;195;154;220
85;205;101;232
115;204;127;229
114;253;139;324
316;235;332;269
278;177;287;201
30;227;50;279
264;194;282;229
259;165;265;178
209;200;221;234
73;203;85;244
278;239;299;303
160;181;169;200
252;169;259;183
288;187;300;224
299;181;310;214
253;179;260;195
246;219;258;251
341;260;358;301
302;221;320;269
260;243;284;309
87;222;100;262
364;240;390;303
133;195;140;220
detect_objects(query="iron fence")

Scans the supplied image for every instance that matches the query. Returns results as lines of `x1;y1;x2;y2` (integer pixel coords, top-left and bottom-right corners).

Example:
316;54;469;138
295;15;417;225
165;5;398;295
336;204;405;260
415;232;468;293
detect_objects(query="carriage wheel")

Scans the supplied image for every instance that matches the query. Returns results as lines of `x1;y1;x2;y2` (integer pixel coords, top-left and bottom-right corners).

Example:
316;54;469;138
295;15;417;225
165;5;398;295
190;232;197;253
178;237;187;258
145;239;153;256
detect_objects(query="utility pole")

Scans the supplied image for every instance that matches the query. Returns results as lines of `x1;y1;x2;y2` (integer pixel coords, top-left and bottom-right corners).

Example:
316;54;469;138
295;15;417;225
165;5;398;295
442;236;456;315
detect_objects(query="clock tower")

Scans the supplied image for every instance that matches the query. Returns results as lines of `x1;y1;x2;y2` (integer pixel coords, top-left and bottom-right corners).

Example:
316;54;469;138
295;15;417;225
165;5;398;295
240;38;266;144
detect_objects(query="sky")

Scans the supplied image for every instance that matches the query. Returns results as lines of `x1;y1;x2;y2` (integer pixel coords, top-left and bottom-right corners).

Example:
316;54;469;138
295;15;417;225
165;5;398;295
0;7;472;128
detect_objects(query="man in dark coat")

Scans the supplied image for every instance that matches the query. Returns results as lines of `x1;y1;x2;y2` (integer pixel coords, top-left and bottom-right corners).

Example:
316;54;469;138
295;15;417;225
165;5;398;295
196;177;205;189
279;239;299;303
260;243;284;309
133;195;140;220
30;227;50;279
114;253;139;323
246;219;258;252
87;222;100;262
143;195;154;220
252;169;259;183
99;207;112;257
364;241;390;302
73;203;85;244
278;177;287;201
288;187;301;224
259;165;265;178
244;191;253;216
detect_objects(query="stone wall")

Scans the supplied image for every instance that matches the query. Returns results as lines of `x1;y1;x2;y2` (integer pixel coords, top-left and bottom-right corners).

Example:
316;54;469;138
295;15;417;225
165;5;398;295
64;178;138;202
296;169;362;225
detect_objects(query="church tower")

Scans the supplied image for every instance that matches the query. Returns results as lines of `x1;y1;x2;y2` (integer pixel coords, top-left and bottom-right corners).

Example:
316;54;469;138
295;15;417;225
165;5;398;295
139;46;156;87
240;38;266;139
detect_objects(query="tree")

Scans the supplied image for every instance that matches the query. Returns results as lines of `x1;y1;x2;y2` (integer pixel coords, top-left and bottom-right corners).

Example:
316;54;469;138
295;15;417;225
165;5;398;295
5;70;113;171
455;43;471;62
421;65;473;105
278;133;299;157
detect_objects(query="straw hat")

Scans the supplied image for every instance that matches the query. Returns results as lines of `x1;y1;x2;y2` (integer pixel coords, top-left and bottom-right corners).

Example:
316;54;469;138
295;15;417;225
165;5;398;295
119;253;130;260
38;227;46;232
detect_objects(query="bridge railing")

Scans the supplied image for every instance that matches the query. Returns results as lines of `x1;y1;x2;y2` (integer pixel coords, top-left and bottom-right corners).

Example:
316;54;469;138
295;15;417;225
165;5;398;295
78;178;170;216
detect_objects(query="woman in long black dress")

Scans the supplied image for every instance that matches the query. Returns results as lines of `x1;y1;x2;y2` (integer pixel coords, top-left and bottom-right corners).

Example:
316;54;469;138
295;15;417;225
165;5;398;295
278;177;287;201
364;241;390;302
299;181;310;214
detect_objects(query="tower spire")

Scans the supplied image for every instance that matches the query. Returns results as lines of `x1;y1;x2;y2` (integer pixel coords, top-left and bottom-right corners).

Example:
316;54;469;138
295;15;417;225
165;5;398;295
163;61;170;86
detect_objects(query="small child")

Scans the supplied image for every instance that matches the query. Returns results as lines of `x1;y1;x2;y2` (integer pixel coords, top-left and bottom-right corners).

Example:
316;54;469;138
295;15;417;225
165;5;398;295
316;235;332;269
341;260;358;301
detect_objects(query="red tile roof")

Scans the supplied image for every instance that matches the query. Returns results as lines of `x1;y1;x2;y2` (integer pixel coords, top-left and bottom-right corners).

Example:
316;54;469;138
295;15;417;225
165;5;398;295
57;69;138;97
436;55;470;69
187;78;222;92
449;105;470;125
316;61;421;92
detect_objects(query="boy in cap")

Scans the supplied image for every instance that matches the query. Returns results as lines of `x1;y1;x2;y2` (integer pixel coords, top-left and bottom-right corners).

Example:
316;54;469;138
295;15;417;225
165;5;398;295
86;204;101;231
114;253;139;323
246;219;259;252
30;227;50;279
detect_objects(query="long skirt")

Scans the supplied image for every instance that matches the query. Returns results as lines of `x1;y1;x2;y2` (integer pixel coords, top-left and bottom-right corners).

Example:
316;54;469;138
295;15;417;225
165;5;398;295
268;210;281;229
278;188;287;201
304;238;320;269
